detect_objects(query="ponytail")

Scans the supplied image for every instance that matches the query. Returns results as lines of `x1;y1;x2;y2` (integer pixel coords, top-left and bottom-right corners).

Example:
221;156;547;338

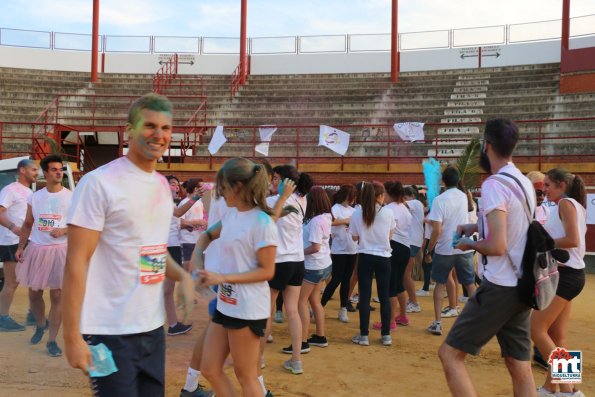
296;172;314;196
546;168;586;208
361;181;385;228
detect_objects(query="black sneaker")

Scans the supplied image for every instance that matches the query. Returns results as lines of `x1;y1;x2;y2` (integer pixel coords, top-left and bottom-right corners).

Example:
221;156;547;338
47;341;63;357
355;303;376;311
346;302;356;312
168;322;193;336
179;384;215;397
306;334;328;347
30;325;46;345
0;315;25;332
26;310;36;326
533;346;549;370
282;342;310;354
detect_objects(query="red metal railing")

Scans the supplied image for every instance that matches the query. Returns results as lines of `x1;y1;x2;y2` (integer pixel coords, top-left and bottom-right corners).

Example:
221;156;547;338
230;55;250;99
152;53;178;93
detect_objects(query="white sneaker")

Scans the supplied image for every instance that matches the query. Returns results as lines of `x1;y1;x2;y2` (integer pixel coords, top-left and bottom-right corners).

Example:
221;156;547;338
372;296;380;303
406;302;421;313
261;354;266;369
536;387;557;397
554;390;586;397
427;321;442;335
429;283;436;290
441;306;459;318
338;308;349;323
458;296;469;303
351;334;369;346
381;335;392;346
266;333;273;343
415;289;430;297
350;294;359;304
274;310;284;323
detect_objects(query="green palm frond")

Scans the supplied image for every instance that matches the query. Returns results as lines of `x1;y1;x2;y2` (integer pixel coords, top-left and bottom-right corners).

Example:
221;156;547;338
45;137;64;155
455;136;481;189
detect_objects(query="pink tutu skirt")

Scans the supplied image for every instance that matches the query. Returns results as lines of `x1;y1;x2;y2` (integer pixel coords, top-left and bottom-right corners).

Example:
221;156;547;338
16;242;66;291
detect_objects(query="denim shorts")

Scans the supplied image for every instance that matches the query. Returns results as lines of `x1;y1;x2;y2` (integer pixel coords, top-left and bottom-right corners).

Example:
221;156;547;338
208;285;219;317
409;245;421;258
303;265;332;284
431;252;475;285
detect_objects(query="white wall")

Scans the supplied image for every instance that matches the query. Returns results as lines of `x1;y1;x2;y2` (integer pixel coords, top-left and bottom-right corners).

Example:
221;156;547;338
1;36;594;75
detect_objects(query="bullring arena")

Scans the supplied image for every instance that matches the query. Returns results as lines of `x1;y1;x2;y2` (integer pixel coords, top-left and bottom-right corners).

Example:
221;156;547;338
0;0;594;396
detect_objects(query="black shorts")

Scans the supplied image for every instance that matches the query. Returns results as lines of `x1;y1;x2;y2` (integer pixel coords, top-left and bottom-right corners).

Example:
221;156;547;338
167;246;182;265
556;266;585;301
389;241;410;297
268;261;305;291
181;243;195;263
212;309;267;338
445;279;532;361
83;327;165;397
0;244;18;262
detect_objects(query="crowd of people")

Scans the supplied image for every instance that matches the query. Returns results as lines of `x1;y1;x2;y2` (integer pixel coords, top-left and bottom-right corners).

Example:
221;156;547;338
0;94;588;397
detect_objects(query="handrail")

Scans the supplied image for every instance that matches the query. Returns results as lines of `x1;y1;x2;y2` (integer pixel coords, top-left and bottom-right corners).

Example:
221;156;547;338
230;61;242;99
153;53;178;93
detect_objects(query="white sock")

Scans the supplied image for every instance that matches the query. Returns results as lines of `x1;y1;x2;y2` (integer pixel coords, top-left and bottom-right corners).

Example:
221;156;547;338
170;322;178;328
258;375;267;395
183;367;201;392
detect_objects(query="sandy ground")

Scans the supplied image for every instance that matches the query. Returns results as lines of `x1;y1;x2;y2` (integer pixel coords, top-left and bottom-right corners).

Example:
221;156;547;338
0;276;593;397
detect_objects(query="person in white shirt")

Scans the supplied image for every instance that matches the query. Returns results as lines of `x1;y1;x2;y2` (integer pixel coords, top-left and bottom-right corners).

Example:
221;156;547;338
404;186;425;308
15;155;71;356
265;165;313;369
63;94;195;397
531;168;587;397
373;181;411;331
0;159;38;332
321;185;357;323
425;167;477;336
296;187;332;364
195;157;278;397
349;182;396;347
526;171;549;226
441;118;537;397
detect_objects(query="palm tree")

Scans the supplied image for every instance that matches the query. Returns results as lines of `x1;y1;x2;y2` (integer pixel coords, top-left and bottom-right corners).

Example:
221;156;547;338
455;136;481;190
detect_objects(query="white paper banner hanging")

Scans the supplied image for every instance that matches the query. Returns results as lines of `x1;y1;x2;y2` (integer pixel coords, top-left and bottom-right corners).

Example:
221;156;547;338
255;142;270;156
207;126;226;155
318;125;350;156
393;122;425;142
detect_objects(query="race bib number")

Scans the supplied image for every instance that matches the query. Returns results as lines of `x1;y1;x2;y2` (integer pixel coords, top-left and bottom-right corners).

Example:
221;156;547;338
218;283;237;305
38;214;62;231
139;244;167;284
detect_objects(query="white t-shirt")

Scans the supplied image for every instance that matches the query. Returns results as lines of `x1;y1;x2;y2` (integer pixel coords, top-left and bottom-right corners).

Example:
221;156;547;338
266;193;307;262
544;198;586;270
386;202;412;247
178;197;204;245
406;199;424;248
424;222;433;240
167;215;181;247
303;213;332;270
28;187;72;245
536;205;549;225
216;207;278;320
0;182;33;245
204;196;230;273
349;205;395;258
330;203;357;255
479;163;536;287
67;156;174;335
428;188;472;256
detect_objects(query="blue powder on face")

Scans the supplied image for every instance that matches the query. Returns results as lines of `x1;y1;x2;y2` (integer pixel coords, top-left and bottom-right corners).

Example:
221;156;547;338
423;158;441;210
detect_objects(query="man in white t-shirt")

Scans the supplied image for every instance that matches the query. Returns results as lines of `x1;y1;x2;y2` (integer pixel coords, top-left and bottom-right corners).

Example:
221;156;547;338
0;159;38;332
425;166;477;336
439;118;537;396
63;94;195;397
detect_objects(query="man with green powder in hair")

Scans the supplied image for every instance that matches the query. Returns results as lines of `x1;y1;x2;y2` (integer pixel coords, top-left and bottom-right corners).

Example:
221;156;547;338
63;94;195;397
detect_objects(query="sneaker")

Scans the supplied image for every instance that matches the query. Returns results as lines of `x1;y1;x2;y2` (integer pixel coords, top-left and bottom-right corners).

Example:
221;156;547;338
180;385;215;397
0;315;25;332
536;387;557;397
381;335;392;346
346;302;356;312
274;310;284;323
282;342;310;354
349;294;359;304
406;302;421;313
351;334;369;346
283;359;303;375
395;315;410;326
261;355;266;369
265;390;274;397
429;283;436;290
458;296;469;303
427;321;442;335
306;334;328;347
26;310;36;326
533;346;549;370
557;390;586;397
46;341;63;357
30;325;46;345
338;308;349;323
168;322;193;336
372;321;397;331
356;303;375;311
266;333;273;343
415;289;430;297
372;296;380;303
441;306;459;318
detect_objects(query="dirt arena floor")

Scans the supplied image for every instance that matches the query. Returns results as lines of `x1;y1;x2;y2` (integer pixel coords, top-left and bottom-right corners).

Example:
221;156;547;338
0;275;593;397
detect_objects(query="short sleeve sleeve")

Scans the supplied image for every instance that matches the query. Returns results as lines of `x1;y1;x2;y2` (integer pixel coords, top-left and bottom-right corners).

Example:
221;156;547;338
308;216;325;244
27;192;33;206
67;173;108;231
253;212;278;250
481;179;508;215
428;197;444;223
0;186;14;209
349;210;361;238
